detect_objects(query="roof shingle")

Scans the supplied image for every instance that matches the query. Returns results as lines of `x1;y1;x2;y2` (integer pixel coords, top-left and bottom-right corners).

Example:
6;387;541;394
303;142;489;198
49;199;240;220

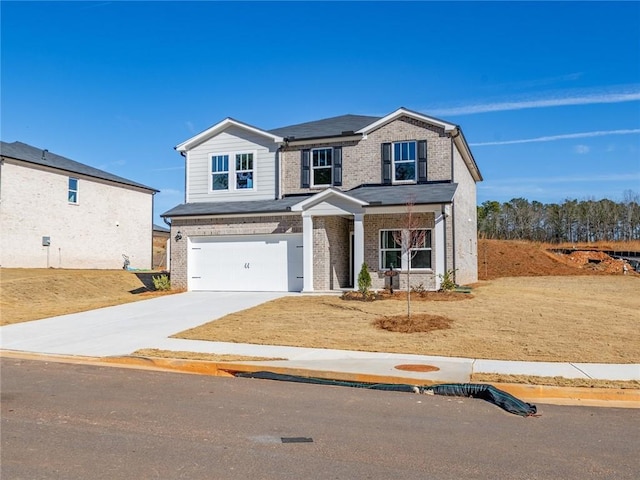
0;141;157;192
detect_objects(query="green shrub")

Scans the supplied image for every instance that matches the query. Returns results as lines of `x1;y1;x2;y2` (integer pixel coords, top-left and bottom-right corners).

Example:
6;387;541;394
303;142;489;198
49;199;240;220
438;269;457;292
152;274;171;291
357;263;372;298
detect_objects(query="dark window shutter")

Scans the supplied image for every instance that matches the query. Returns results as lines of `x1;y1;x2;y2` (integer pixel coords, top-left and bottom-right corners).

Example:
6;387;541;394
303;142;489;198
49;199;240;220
381;143;392;184
417;140;427;183
301;149;310;188
332;147;342;186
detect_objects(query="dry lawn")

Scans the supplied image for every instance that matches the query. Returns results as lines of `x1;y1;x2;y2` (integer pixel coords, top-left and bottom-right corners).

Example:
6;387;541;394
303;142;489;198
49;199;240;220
175;276;640;364
0;268;176;326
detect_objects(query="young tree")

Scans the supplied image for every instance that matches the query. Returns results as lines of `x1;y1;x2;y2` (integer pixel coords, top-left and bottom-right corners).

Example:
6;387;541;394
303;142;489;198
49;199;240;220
392;200;427;321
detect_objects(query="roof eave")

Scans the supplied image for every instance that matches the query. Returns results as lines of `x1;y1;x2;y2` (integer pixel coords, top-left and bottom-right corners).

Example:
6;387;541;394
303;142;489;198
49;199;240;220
176;118;284;152
356;107;457;135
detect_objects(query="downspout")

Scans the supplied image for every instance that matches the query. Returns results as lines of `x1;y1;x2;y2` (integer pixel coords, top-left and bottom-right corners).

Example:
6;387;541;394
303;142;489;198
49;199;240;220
449;130;459;283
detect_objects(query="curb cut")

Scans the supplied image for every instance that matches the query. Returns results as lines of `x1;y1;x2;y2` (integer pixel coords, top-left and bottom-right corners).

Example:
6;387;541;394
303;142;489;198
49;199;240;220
3;350;638;409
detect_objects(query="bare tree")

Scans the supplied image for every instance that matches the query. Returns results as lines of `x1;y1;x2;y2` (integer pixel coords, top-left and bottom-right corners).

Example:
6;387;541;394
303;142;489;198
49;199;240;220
392;200;427;321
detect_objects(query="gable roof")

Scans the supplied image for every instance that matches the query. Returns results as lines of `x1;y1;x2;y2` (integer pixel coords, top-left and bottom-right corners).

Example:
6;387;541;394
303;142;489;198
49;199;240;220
356;107;457;135
175;118;283;152
1;141;158;192
269;114;381;140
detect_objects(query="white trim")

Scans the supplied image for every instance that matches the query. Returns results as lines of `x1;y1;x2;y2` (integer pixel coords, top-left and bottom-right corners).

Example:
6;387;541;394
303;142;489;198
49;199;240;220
207;150;257;193
364;204;444;215
310;147;333;188
378;228;433;272
391;140;417;184
68;176;79;204
302;214;314;292
356;108;457;135
164;211;299;221
176;118;283;152
290;187;368;212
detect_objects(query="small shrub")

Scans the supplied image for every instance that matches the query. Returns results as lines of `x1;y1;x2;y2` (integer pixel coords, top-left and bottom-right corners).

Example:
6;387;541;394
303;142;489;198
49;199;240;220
411;282;427;294
357;263;372;299
438;269;457;292
152;274;171;291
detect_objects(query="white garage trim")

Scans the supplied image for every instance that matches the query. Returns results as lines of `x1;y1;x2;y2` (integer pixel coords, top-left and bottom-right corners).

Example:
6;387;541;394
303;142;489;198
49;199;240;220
188;233;303;292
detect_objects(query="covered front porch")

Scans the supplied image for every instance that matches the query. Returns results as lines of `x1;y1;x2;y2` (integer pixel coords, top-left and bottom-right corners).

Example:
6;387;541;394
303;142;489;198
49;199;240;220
290;188;449;293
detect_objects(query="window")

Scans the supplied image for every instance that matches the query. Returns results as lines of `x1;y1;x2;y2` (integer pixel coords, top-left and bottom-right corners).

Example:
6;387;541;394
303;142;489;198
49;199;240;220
210;152;255;192
379;229;432;270
393;141;416;182
211;155;229;190
312;148;332;186
235;153;253;189
68;177;78;203
380;230;402;269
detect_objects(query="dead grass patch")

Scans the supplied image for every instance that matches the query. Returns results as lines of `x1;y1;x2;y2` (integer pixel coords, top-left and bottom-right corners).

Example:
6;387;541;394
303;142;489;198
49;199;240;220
131;349;286;363
175;276;640;364
373;314;453;333
471;373;640;390
0;268;179;325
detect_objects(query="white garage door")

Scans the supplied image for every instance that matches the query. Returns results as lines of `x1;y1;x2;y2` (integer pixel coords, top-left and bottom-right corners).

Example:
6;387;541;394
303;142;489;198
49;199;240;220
188;234;303;292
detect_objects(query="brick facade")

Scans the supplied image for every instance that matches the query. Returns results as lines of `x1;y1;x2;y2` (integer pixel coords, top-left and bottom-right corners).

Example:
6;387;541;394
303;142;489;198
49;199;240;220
169;111;480;291
282;116;452;195
169;215;302;289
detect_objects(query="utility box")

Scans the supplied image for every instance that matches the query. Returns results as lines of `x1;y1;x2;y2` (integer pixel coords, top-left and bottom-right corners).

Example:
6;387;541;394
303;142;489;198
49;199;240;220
42;236;51;246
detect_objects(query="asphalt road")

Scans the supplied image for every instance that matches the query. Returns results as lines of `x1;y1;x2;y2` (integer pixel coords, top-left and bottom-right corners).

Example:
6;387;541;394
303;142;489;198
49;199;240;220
1;358;638;480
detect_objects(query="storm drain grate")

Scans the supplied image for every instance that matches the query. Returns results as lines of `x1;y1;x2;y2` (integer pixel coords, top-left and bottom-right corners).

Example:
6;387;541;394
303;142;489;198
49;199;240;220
281;437;313;444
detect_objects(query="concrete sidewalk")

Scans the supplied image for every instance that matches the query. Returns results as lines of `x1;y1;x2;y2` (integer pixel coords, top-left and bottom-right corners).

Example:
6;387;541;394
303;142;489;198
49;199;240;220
1;291;638;402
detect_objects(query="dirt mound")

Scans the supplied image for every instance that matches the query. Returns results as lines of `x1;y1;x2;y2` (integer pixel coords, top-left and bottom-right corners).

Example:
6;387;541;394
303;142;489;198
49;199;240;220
478;239;636;280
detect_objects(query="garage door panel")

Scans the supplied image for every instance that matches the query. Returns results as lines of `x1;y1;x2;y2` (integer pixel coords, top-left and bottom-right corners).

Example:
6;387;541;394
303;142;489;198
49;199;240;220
188;234;303;292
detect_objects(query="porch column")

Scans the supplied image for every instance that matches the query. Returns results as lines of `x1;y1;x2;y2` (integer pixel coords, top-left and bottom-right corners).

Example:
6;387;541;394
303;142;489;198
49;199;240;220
302;213;314;292
353;213;364;288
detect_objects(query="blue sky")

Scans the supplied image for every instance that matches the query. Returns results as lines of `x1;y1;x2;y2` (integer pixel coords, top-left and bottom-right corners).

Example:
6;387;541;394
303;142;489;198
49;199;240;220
2;1;639;225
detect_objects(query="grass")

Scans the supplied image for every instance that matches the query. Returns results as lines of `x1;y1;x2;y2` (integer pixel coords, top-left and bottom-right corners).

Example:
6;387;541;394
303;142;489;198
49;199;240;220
470;373;640;390
131;349;286;363
0;268;178;326
174;276;640;364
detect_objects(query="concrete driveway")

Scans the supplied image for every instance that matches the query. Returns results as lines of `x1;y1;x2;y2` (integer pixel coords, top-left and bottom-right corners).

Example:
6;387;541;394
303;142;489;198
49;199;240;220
0;292;289;357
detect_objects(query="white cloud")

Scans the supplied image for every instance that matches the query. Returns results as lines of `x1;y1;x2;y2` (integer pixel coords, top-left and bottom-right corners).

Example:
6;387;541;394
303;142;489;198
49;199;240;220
430;85;640;116
470;129;640;146
574;145;590;154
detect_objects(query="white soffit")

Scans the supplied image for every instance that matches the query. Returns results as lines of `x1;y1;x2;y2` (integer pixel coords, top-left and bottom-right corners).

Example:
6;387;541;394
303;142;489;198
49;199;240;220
176;118;283;152
356;108;457;135
290;188;368;211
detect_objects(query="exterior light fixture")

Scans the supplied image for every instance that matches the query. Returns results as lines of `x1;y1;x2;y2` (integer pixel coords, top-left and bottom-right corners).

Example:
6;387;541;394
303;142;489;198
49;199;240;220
175;231;183;242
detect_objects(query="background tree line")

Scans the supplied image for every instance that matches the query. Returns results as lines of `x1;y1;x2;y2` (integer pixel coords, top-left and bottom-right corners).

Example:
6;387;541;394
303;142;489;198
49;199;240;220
477;190;640;243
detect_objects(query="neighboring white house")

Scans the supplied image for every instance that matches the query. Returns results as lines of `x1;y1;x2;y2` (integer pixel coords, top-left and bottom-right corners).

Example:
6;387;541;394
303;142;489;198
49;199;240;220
163;107;482;292
0;141;158;269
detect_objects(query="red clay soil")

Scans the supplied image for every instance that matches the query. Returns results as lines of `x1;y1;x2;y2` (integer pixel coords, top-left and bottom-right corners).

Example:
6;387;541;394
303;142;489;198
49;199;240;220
478;239;636;280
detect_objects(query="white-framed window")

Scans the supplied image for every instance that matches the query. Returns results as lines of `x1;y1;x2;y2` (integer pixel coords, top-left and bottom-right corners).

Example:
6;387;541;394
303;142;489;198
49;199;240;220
211;155;229;190
68;177;79;204
235;153;254;189
393;141;416;182
311;148;332;186
379;229;432;270
210;151;256;192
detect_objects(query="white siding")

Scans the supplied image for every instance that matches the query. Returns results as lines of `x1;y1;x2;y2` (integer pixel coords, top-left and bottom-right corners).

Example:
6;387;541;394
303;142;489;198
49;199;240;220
0;161;153;269
186;125;277;203
451;145;478;285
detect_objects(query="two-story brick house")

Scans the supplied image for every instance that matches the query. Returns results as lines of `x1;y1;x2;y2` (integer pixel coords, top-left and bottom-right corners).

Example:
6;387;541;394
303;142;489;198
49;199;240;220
162;107;482;292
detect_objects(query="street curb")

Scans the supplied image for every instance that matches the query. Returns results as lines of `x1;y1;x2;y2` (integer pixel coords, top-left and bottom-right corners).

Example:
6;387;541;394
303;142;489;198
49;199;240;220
3;350;638;408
